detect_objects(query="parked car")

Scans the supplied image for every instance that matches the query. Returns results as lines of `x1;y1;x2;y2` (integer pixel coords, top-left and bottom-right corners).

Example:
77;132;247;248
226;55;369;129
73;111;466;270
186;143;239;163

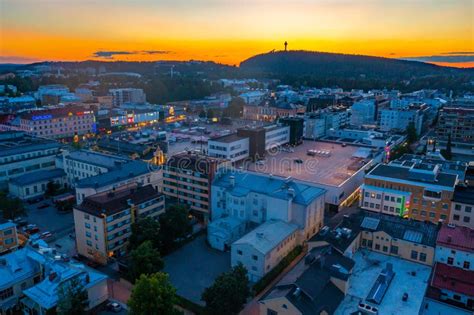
40;231;52;239
37;203;49;209
107;302;123;313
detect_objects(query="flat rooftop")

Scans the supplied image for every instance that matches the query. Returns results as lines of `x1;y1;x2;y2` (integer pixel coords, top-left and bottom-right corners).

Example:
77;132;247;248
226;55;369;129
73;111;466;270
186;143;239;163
335;250;431;315
243;140;371;187
209;133;246;143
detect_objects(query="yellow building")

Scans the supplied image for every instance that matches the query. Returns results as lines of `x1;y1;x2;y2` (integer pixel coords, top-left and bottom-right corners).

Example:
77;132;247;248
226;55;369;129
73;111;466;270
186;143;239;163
360;163;458;224
0;221;19;254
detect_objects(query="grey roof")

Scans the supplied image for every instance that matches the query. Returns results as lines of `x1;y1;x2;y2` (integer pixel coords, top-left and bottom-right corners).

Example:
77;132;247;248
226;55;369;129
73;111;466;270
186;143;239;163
0;134;60;158
10;169;66;186
213;171;326;206
367;164;457;188
261;246;354;315
209;133;246;143
75;160;151;188
66;150;130;170
310;210;440;253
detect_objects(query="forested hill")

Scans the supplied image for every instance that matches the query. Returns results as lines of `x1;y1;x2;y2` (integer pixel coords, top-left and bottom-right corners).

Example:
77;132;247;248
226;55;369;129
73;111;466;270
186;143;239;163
240;50;472;80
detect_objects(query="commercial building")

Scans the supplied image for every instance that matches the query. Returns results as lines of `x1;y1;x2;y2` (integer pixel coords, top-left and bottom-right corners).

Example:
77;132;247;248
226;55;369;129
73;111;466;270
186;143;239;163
0;131;61;187
8;169;67;200
421;224;474;314
309;210;439;266
16;106;96;139
450;185;474;229
245;140;377;210
259;246;354;315
232;220;298;282
379;106;424;135
361;162;458;223
0;246;108;314
109;88;146;107
36;85;70;105
0;221;18;255
109;108;163;128
208;134;249;163
74;184;165;264
279;117;304;146
304;107;349;139
210;171;326;253
163;152;226;221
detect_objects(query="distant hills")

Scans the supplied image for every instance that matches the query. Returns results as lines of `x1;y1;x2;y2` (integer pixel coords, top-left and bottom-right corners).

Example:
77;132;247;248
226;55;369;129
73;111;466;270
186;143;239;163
239;50;473;80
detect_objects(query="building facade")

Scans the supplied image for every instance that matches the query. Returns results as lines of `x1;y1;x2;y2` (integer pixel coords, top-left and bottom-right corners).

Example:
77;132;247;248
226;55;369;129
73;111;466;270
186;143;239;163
0;221;18;255
74;184;165;264
8;169;67;200
109;88;146;107
450;185;474;229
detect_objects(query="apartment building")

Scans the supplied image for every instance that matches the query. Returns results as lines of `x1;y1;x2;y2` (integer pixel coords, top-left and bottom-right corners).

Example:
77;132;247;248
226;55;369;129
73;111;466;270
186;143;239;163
62;149;130;186
435;106;474;156
360;162;458;224
17;106;96;139
309;210;439;266
264;125;290;150
421;224;474;314
109;88;146;107
231;220;299;282
350;99;376;126
162;152;226;222
450;185;474;229
259;246;355;315
209;171;326;253
0;131;60;187
0;221;18;255
0;245;108;314
379;106;424;135
74;184;165;264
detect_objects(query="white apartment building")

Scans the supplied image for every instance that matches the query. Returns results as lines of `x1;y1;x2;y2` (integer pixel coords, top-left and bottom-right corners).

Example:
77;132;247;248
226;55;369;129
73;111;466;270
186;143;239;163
435;224;473;271
109;88;146;107
379;107;423;135
208;134;249;163
350;100;376;126
74;184;165;264
231;220;299;282
210;171;326;251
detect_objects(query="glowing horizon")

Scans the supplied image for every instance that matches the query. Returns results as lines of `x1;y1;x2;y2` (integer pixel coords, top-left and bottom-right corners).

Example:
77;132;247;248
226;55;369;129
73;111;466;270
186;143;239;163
1;0;473;68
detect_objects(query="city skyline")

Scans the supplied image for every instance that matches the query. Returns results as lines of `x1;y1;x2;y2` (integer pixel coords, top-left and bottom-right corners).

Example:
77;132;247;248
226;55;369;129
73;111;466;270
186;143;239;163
1;0;473;68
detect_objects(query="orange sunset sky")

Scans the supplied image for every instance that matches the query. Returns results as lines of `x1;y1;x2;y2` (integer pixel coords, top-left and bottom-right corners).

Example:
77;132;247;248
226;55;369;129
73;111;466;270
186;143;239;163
1;0;473;67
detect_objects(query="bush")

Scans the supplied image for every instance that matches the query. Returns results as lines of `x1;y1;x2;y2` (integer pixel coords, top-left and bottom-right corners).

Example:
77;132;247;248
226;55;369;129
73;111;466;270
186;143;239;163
253;245;303;294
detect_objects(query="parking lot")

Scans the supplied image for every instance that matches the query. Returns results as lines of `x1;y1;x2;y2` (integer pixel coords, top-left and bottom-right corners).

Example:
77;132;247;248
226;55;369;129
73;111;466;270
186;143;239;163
164;235;231;305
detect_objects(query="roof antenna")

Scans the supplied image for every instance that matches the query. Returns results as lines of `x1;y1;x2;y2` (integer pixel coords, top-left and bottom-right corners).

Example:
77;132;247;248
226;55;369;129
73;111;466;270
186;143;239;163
284;41;288;52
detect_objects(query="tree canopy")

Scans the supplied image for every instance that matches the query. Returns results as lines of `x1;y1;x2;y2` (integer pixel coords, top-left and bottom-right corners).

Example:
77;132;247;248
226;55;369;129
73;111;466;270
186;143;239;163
129;241;164;282
159;205;192;253
129;217;161;251
202;264;250;315
128;273;179;315
56;277;88;315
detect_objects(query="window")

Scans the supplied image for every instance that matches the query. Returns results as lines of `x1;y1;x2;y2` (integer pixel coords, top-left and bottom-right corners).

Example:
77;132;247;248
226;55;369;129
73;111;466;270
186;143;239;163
390;245;399;255
447;257;454;265
464;216;471;223
421;211;427;216
85;223;91;229
454;204;462;211
442;203;449;210
453;295;461;301
385;196;390;201
429;212;436;218
453;214;460;221
362;239;367;246
237;250;243;255
367;240;373;248
0;287;14;301
267;309;278;315
383;246;388;252
411;250;418;260
251;266;257;271
252;255;258;261
466;206;472;213
419;253;427;262
464;261;470;269
375;244;380;250
86;240;92;246
397;198;402;203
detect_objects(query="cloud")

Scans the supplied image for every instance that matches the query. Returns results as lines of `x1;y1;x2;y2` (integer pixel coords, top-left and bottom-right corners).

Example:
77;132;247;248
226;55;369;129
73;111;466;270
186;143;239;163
402;54;474;63
92;50;173;59
92;51;135;58
142;50;172;55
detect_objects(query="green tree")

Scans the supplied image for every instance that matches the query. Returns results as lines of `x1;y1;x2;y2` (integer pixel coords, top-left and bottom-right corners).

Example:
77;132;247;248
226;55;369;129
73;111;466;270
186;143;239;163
207;108;215;119
45;181;60;197
441;134;453;160
159;205;191;253
0;192;26;220
223;97;245;118
199;110;207;119
129;217;161;251
128;273;179;315
129;241;164;282
57;277;88;315
406;122;418;144
202;264;250;315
